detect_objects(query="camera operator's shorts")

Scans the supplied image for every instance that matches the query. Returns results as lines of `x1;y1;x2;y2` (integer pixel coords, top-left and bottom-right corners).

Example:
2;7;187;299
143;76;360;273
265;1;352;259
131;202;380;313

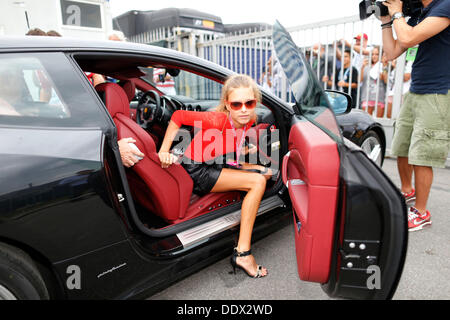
391;90;450;168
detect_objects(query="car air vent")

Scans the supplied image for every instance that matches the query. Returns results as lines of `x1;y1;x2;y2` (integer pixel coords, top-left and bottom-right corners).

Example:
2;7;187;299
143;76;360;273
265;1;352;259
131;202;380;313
195;106;202;112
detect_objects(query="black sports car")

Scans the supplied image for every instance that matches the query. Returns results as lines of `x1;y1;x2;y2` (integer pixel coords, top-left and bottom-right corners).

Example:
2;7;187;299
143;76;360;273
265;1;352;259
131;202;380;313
0;22;406;300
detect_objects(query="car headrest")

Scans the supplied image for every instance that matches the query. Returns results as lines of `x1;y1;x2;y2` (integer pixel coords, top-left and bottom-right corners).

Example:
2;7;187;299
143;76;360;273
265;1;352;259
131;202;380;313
95;82;130;119
119;80;136;102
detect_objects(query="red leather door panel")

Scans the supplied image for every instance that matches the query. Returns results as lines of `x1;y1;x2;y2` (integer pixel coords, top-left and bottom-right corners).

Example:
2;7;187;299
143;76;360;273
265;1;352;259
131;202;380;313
283;120;340;283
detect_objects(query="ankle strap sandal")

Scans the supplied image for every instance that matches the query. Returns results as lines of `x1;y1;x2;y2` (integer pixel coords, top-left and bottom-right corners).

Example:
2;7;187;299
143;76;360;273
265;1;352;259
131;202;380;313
230;248;266;278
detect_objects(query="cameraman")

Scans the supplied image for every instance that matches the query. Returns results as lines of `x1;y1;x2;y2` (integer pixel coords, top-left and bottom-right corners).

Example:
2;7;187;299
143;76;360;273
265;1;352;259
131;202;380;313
381;0;449;231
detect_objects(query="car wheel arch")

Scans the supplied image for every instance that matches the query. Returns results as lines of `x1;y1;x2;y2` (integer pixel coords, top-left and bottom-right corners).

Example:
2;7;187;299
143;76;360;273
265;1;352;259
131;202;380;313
365;125;386;155
0;238;64;299
359;126;386;164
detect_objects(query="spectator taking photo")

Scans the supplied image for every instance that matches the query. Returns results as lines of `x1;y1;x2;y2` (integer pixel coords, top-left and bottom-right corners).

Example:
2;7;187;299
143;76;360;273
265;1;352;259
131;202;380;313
381;0;450;232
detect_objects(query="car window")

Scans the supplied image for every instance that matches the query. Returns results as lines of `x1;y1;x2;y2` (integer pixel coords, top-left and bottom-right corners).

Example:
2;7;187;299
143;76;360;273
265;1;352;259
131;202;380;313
138;66;274;122
174;70;222;100
0;57;69;118
140;67;223;101
0;53;107;128
272;21;342;143
297;87;342;141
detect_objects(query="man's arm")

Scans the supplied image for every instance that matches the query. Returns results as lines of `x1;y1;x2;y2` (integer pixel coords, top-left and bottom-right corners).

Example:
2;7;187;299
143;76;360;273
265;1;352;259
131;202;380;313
381;15;409;60
92;73;106;87
334;42;342;61
383;0;450;60
322;75;334;88
341;39;371;55
337;80;358;89
393;16;450;48
352;44;371;55
338;70;358;89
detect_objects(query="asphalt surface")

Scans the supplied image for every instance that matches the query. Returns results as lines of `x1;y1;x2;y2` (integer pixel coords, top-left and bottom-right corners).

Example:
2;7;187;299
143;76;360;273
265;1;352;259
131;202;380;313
149;158;450;300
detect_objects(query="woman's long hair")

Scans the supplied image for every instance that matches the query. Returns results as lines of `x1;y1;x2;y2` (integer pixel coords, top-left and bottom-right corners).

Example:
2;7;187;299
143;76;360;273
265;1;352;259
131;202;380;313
216;74;261;123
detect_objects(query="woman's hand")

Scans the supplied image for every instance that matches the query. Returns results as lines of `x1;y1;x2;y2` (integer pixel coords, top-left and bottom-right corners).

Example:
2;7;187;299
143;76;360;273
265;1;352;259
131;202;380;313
362;58;369;68
158;150;178;168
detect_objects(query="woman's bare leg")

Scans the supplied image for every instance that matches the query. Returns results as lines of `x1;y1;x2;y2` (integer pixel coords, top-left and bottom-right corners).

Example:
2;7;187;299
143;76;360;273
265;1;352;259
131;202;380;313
376;105;385;118
211;168;268;276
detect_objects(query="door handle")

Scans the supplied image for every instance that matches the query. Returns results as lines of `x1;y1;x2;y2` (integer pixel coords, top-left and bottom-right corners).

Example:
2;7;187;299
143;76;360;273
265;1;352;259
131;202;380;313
289;179;306;187
282;151;290;187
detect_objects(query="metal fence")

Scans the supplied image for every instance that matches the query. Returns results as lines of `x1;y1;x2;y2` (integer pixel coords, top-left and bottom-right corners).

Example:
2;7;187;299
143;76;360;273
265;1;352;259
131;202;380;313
198;15;411;123
129;16;411;123
130;16;417;154
129;16;450;164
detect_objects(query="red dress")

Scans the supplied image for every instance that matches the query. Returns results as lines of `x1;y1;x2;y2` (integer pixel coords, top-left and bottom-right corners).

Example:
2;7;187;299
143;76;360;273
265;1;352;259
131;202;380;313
171;110;255;163
170;110;256;195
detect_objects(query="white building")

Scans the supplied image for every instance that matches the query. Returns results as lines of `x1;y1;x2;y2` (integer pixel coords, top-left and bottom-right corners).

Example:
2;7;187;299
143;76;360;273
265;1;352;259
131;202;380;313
0;0;115;39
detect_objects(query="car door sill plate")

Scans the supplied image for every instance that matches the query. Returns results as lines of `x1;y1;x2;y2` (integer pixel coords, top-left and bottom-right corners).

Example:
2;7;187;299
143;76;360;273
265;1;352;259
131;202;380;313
177;195;285;248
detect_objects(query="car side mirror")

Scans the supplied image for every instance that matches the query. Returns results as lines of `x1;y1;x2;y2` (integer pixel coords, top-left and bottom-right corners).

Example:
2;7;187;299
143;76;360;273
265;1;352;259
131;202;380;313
324;90;352;115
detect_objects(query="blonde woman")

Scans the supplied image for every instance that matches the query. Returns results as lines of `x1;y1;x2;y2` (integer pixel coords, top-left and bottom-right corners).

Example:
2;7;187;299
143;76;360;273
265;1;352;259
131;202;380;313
360;46;387;117
158;74;271;278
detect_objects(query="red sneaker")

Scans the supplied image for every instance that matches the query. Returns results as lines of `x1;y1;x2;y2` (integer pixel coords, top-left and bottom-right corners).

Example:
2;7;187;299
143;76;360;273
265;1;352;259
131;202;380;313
402;188;416;203
408;207;432;232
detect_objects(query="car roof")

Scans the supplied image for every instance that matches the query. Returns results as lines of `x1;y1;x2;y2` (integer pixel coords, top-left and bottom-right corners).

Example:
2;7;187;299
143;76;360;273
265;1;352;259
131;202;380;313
0;35;234;76
0;35;293;112
0;36;176;54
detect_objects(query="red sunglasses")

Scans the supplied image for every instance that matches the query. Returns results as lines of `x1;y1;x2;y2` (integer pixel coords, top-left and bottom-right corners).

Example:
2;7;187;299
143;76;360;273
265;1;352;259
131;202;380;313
228;99;257;111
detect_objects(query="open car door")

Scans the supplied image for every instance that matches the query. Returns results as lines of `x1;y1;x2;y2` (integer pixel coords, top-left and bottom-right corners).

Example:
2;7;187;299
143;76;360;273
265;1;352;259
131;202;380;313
273;21;408;299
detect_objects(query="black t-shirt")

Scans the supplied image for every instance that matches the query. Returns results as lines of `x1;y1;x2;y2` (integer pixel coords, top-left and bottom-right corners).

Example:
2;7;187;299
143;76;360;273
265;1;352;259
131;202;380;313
407;0;450;94
335;66;359;107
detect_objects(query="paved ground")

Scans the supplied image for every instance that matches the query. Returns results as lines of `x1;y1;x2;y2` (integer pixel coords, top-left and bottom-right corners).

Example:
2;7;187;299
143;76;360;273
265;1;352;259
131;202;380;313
149;158;450;300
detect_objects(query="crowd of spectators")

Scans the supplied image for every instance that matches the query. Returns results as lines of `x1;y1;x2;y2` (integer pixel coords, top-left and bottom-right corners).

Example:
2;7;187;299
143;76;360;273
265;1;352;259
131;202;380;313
314;33;413;118
25;28;61;37
259;32;413;118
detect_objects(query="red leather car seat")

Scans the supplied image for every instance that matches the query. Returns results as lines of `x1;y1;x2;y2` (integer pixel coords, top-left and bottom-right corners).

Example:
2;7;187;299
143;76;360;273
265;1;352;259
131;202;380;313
119;80;136;102
96;82;193;223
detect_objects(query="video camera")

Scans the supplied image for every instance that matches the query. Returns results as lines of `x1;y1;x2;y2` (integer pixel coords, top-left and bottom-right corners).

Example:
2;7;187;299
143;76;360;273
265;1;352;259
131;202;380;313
359;0;423;20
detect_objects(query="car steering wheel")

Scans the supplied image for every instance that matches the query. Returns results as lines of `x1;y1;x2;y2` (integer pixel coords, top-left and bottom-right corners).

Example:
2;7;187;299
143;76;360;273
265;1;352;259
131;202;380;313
136;90;163;126
160;95;179;114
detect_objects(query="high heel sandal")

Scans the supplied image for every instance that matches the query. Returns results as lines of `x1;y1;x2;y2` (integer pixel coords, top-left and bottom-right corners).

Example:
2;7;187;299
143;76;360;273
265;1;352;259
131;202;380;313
230;247;266;278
